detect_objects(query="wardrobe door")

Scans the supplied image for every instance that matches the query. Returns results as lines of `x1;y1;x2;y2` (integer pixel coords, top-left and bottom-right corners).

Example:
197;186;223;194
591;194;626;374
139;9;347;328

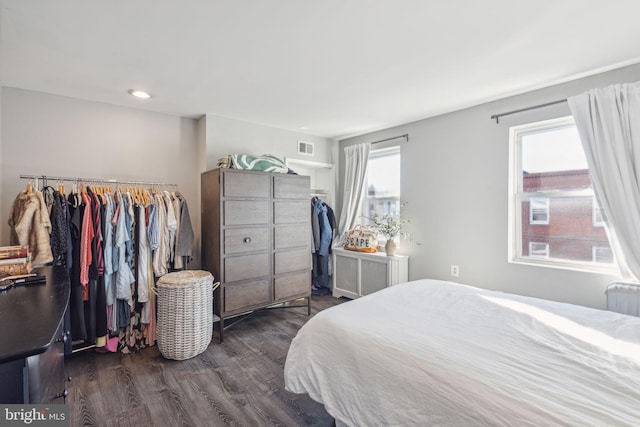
273;174;311;303
274;225;309;249
224;228;269;254
224;201;269;225
223;279;271;313
224;172;270;198
220;169;272;317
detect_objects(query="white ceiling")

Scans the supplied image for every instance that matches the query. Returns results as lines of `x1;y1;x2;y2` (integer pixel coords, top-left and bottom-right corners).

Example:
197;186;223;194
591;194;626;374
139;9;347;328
2;1;640;140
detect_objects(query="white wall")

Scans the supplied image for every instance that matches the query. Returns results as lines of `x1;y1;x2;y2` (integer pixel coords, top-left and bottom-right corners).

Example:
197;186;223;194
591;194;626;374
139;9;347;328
205;115;335;170
339;63;640;309
0;89;336;271
0;87;202;266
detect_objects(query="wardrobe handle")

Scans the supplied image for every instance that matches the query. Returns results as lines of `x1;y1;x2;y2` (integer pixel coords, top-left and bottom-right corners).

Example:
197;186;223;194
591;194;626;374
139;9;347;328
243;237;252;243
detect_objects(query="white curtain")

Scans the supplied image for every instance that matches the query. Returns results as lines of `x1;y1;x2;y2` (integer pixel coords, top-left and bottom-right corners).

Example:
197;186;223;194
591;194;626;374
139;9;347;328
568;82;640;281
336;143;371;244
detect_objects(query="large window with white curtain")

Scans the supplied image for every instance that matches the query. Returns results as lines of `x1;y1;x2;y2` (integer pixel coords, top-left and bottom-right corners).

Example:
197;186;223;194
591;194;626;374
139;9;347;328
361;146;401;241
508;116;615;273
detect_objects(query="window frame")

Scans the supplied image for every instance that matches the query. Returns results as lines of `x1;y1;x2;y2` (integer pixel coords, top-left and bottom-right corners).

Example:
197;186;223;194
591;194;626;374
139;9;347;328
508;116;616;274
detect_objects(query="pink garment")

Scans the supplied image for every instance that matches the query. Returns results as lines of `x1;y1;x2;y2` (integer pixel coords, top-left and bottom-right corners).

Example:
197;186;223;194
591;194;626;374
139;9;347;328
94;336;119;353
105;335;119;352
80;191;94;300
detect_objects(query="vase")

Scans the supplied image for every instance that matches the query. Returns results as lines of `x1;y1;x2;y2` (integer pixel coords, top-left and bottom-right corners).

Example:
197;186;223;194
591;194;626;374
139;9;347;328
384;239;396;256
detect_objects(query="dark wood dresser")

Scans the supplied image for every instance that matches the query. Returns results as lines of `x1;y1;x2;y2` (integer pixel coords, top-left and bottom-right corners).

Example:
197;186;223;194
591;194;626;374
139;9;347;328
0;266;70;404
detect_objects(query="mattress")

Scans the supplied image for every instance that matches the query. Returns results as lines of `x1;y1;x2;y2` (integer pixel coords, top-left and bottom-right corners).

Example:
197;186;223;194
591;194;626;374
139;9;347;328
284;279;640;426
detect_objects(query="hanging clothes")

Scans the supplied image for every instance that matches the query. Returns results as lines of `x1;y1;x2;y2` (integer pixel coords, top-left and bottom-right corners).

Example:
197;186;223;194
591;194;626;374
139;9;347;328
171;192;181;265
315;198;332;256
152;192;169;277
137;204;150;307
102;192;118;333
174;191;194;269
68;192;87;342
79;189;94;300
13;179;193;354
8;187;53;267
311;197;336;293
163;190;177;265
48;189;68;266
114;191;135;301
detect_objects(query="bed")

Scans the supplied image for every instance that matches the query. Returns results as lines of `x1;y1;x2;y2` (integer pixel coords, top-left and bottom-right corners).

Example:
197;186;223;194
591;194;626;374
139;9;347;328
284;279;640;426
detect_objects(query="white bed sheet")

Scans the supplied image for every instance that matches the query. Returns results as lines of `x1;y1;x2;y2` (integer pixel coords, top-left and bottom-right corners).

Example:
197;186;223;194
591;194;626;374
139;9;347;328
284;279;640;426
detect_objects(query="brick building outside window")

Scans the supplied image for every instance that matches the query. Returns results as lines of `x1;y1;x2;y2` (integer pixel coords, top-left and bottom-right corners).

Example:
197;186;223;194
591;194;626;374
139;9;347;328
521;169;612;264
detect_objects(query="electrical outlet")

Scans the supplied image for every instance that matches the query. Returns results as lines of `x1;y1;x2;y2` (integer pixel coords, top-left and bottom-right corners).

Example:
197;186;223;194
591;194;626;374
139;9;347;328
450;264;459;277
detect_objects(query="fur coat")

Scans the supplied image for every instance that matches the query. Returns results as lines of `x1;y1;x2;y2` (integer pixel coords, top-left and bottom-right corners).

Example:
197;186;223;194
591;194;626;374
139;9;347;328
8;189;53;267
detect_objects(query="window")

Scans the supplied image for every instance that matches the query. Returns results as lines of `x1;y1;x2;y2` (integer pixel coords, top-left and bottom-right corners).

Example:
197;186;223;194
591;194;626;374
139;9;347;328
529;242;549;258
529;198;549;224
508;116;614;273
593;246;614;264
592;197;605;227
361;146;401;241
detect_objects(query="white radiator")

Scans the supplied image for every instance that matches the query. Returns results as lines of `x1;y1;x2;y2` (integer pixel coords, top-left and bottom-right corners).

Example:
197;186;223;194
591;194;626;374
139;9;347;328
606;282;640;316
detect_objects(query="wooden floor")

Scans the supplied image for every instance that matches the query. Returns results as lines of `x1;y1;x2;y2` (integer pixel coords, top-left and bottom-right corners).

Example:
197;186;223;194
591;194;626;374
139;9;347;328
65;295;344;427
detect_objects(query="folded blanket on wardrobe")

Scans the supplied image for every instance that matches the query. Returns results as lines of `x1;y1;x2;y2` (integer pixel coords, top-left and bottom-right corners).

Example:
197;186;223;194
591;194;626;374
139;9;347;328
228;154;288;173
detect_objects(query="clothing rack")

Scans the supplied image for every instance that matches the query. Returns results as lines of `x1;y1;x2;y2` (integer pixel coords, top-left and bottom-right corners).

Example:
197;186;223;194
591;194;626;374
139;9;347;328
19;174;177;189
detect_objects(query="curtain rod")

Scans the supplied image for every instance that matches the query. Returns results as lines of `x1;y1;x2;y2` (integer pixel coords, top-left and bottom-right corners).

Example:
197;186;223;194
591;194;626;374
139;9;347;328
20;174;177;187
371;134;409;145
490;99;567;124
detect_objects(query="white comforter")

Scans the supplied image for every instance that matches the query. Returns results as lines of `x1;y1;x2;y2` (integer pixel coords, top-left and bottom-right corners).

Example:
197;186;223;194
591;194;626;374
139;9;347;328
284;280;640;426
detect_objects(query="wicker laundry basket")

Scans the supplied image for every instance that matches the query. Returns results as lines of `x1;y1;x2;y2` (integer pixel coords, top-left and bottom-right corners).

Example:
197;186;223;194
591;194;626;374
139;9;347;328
156;270;218;360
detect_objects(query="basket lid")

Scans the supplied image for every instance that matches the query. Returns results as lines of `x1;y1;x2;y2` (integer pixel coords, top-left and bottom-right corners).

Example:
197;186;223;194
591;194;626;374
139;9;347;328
157;270;214;287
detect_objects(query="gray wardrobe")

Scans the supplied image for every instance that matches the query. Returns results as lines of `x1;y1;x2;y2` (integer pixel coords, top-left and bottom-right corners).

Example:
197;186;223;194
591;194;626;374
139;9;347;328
201;168;311;341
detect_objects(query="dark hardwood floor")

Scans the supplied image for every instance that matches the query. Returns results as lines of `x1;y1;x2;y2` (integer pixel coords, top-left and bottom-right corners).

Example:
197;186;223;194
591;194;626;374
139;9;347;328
65;295;345;427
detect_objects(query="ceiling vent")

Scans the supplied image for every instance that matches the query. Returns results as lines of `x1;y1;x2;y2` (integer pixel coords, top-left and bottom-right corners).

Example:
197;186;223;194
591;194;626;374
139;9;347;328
297;140;315;156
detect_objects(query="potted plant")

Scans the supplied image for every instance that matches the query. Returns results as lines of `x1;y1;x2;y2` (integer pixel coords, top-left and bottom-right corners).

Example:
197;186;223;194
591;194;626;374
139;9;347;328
367;203;413;256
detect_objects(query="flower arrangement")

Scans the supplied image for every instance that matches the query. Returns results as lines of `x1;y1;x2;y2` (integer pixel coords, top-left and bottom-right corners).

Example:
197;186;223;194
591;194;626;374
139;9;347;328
366;203;415;253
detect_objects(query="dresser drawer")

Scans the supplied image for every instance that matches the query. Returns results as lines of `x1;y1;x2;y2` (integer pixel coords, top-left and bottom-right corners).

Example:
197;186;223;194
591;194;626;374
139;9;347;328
274;224;309;249
225;228;269;254
274;271;310;301
274;175;310;199
274;201;308;224
275;248;311;275
224;171;270;198
223;279;271;313
225;253;270;282
224;201;269;225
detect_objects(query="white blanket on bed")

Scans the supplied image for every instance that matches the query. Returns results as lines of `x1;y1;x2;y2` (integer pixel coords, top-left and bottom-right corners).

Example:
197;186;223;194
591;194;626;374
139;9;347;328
284;280;640;426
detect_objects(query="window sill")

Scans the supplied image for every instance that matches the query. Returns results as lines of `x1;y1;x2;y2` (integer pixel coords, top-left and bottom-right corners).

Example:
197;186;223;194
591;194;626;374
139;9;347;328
509;257;619;276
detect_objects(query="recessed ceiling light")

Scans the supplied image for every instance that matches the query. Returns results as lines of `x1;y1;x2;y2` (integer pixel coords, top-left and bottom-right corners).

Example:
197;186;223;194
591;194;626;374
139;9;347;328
300;126;309;130
128;89;151;99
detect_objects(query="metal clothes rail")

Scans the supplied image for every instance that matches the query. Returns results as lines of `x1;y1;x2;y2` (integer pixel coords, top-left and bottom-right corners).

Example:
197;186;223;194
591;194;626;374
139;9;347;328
19;174;177;188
